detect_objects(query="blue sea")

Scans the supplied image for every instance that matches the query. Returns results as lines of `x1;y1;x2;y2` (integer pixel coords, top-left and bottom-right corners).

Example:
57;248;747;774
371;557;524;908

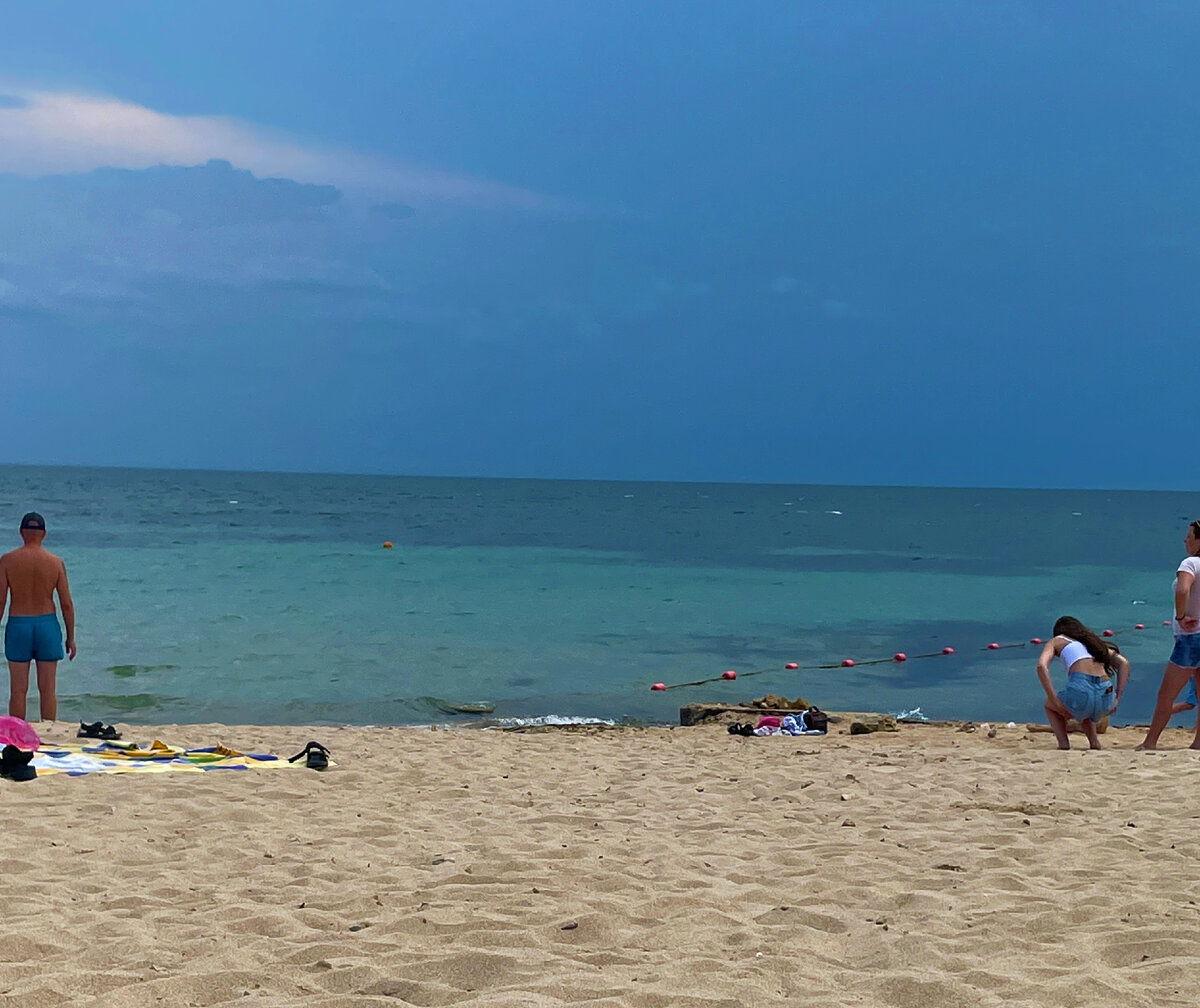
0;465;1193;727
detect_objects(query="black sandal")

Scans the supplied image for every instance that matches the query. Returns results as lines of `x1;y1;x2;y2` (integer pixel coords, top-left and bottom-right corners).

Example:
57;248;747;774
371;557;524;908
78;722;122;740
288;740;330;770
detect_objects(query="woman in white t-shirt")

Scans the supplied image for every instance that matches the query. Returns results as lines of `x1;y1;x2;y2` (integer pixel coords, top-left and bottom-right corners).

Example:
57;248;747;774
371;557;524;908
1137;520;1200;750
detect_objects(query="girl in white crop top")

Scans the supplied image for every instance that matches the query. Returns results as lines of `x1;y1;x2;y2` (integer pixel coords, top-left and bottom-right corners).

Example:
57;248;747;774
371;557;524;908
1036;615;1129;750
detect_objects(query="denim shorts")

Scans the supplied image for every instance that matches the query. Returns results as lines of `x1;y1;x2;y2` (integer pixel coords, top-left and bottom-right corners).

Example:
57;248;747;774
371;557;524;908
1056;671;1116;723
1171;633;1200;669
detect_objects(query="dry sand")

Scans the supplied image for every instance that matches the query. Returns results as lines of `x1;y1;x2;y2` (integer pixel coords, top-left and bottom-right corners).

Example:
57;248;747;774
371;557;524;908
4;718;1200;1008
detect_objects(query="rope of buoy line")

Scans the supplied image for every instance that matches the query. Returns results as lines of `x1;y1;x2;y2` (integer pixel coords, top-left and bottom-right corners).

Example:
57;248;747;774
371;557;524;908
648;621;1157;692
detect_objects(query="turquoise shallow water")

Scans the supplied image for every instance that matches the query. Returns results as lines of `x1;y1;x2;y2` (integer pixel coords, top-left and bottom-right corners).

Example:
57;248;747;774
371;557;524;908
0;465;1193;725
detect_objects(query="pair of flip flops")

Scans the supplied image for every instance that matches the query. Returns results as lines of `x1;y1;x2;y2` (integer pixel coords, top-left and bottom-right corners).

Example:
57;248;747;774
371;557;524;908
77;721;122;740
0;744;36;781
726;722;758;737
288;740;330;770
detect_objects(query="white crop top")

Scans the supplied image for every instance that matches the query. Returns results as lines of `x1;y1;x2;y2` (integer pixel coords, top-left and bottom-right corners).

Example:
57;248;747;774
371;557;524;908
1059;639;1092;670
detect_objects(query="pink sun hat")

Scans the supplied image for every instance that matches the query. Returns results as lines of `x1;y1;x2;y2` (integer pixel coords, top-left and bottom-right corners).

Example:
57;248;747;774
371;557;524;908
0;716;40;752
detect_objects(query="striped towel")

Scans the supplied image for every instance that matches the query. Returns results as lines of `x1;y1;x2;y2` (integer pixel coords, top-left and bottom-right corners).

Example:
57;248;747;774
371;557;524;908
30;741;322;777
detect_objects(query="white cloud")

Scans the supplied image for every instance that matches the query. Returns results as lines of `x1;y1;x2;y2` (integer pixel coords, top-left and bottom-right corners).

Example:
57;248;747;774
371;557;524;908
0;87;558;210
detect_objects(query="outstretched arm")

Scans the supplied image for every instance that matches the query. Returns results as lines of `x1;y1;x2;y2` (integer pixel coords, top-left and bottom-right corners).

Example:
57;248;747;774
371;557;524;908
57;561;75;660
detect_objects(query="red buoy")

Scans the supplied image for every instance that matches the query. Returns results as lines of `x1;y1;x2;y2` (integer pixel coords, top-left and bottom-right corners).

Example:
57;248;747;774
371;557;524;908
988;642;1000;650
1102;629;1114;637
1135;623;1145;630
650;682;667;691
942;646;955;655
893;652;906;662
841;658;855;667
721;670;737;680
785;662;799;670
1031;637;1043;645
1164;620;1172;626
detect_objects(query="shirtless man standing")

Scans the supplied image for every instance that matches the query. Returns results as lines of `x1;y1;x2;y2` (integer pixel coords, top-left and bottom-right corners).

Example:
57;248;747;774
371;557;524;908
0;513;75;721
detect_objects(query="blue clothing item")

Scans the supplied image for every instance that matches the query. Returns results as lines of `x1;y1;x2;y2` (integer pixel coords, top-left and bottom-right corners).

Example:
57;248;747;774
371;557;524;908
1056;671;1116;723
4;614;65;663
1180;679;1198;708
780;714;804;735
1170;633;1200;669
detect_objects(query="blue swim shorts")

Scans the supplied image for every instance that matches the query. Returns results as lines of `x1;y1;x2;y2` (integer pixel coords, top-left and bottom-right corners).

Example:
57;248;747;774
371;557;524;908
1171;633;1200;669
1056;671;1116;723
4;614;65;663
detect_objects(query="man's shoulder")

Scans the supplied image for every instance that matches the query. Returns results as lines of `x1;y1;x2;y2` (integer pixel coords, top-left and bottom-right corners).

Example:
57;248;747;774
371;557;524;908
1;545;62;565
36;547;65;567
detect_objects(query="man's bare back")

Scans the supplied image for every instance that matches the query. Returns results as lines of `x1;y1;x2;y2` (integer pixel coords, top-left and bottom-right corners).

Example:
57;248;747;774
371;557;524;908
0;544;69;616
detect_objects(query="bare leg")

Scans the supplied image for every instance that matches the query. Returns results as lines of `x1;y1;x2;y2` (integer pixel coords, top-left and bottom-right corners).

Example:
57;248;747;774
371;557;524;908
1138;662;1195;750
1189;672;1200;750
7;661;30;720
1044;701;1070;749
35;661;57;722
1081;718;1102;750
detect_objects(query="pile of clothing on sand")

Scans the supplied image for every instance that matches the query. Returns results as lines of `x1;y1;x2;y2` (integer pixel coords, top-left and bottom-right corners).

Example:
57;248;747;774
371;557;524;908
728;707;828;737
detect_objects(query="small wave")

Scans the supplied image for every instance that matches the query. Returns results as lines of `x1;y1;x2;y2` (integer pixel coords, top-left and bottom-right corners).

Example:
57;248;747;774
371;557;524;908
65;692;177;713
491;714;617;729
419;696;495;716
893;707;928;721
106;664;178;677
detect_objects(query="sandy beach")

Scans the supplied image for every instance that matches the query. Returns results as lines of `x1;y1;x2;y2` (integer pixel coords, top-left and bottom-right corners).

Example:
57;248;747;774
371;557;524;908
4;718;1200;1007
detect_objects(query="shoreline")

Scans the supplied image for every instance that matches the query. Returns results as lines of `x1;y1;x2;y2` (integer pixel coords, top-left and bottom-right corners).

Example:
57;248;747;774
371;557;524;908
22;709;1192;735
4;719;1199;1005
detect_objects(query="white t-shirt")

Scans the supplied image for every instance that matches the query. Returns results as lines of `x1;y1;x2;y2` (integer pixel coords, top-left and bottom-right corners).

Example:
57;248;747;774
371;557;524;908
1174;555;1200;632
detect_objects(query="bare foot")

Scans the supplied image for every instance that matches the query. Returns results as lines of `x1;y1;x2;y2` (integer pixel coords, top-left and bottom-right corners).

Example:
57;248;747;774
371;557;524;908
1134;744;1157;751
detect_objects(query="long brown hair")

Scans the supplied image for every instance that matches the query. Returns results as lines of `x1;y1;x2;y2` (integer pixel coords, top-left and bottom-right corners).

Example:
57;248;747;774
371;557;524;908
1053;616;1119;671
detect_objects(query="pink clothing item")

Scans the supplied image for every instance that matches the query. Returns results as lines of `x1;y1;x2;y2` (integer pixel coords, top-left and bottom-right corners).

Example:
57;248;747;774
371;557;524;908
754;715;782;730
0;716;40;752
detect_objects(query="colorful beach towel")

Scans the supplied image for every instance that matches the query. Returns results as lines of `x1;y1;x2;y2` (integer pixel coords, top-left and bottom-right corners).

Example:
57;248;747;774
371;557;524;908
30;739;324;777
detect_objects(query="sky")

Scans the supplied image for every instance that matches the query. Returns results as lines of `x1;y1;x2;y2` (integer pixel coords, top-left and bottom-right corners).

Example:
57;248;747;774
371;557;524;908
1;2;1198;489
